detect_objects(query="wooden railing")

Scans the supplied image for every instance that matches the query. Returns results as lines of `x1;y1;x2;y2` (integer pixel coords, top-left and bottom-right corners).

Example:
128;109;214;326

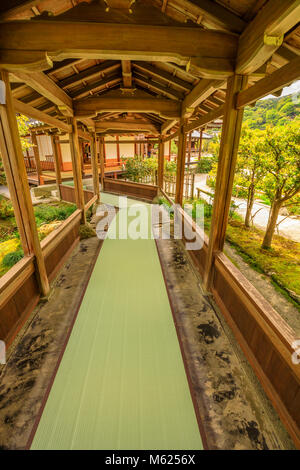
0;209;82;346
103;178;158;201
175;204;300;448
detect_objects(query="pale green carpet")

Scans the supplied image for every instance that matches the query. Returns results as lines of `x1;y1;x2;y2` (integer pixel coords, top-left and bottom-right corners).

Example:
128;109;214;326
31;196;202;450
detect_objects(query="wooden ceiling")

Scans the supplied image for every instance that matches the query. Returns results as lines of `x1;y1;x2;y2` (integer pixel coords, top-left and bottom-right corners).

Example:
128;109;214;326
1;0;299;136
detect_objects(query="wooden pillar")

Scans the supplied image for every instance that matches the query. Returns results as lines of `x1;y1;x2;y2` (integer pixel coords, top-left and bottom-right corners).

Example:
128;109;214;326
141;141;144;159
198;128;203;161
91;132;100;202
80;141;85;177
187;131;192;163
168;140;171;161
0;71;50;296
103;137;106;164
158;136;164;189
204;75;247;290
51;134;62;199
99;135;105;189
69;118;86;224
175;120;187;206
30;131;44;185
116;135;120;163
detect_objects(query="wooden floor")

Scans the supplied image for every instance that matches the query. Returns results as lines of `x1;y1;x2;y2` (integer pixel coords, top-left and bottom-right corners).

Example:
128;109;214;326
30;196;202;450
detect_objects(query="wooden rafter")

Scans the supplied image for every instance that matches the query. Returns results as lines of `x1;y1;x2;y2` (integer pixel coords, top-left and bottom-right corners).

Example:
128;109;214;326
163;0;246;33
13;98;72;133
70;74;122;99
134;62;192;91
182;79;224;115
237;56;300;108
12;71;73;116
134;73;184;100
58;60;120;88
236;0;300;74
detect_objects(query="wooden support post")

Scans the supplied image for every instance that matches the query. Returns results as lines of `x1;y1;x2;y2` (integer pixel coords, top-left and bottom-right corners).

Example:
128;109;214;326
0;71;50;296
80;141;85;177
103;137;106;164
169;140;171;161
116;135;120;163
204;75;247;290
69;118;86;224
91;132;100;202
158;136;164;189
198;129;203;161
30;131;44;185
141;142;145;159
175;120;187;206
188;131;192;163
99;135;105;189
51;134;62;199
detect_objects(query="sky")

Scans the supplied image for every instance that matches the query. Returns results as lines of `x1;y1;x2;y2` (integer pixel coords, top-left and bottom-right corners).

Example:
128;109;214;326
260;79;300;100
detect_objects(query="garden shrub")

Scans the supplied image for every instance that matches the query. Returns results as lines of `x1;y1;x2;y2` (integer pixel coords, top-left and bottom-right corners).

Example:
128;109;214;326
2;248;24;268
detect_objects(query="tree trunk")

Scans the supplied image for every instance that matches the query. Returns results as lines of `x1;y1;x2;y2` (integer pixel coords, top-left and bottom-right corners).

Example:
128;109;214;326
261;199;282;249
245;183;255;228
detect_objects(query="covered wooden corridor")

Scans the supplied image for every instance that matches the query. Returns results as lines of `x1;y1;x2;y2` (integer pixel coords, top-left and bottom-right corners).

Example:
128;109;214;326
0;0;299;450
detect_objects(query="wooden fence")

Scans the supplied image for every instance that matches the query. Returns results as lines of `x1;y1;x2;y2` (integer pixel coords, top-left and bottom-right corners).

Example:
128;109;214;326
174;203;300;448
59;184;95;206
0;209;82;347
103;178;158;201
163;172;195;200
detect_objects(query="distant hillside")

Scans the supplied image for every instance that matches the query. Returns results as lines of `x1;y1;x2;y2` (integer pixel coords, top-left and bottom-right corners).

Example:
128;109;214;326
243;93;300;129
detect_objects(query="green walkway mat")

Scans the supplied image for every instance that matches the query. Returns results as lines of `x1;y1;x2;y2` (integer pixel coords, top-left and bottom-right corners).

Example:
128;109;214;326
31;198;202;450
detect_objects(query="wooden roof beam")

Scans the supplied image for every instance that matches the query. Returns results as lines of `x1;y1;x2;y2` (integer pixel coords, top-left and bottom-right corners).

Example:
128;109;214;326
121;60;132;89
11;71;73;116
184;104;224;133
13;98;72;133
95;119;158;133
0;21;238;73
182;79;224;116
237;56;300;108
161;119;178;135
236;0;300;74
74;95;181;120
165;0;246;33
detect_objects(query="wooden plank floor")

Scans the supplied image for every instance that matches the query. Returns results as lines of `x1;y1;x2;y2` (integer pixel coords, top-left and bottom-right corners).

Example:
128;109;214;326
31;197;202;450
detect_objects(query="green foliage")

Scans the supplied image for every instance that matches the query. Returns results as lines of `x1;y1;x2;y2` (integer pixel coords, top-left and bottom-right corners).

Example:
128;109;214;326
191;196;300;303
123;155;177;182
34;203;76;226
17;114;33;153
123;155;157;182
0;114;33;186
0;198;14;219
196;156;215;173
243;93;300;130
2;248;24;268
260;120;300;204
171;140;178;154
79;223;96;240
